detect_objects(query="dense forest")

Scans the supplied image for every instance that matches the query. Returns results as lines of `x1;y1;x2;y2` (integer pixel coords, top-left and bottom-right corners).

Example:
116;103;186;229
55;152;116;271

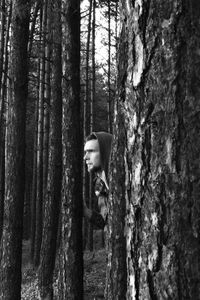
0;0;200;299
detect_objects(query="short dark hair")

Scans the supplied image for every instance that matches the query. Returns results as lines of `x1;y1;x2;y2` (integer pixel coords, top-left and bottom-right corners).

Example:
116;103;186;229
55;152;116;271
86;133;97;142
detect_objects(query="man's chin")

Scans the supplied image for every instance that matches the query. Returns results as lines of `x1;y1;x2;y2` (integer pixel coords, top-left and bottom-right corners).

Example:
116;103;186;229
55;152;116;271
87;166;101;173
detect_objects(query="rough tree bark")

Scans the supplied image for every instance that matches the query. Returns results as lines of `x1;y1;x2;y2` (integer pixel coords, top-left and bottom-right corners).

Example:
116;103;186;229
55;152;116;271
58;0;83;299
0;0;30;298
106;1;200;299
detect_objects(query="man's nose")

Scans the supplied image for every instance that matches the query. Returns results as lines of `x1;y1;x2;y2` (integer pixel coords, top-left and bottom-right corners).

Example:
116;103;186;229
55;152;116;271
84;152;88;160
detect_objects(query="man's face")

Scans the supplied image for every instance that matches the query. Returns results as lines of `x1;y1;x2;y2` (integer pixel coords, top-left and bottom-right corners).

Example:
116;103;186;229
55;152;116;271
84;139;101;172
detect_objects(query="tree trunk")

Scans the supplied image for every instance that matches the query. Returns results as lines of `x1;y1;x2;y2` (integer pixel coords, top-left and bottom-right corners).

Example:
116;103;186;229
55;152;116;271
105;100;127;300
0;0;6;96
0;0;7;240
38;0;62;298
30;86;39;262
0;125;5;241
107;0;112;133
87;0;96;252
28;0;41;57
107;1;200;299
58;0;83;299
83;0;92;251
0;0;30;298
43;0;52;200
34;1;47;267
0;0;12;130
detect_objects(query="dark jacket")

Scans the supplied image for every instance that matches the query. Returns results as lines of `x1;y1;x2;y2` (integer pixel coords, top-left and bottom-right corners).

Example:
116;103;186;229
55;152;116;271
89;132;112;229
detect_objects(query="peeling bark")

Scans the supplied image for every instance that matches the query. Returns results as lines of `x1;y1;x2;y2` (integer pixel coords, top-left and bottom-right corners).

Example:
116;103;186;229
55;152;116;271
107;0;200;299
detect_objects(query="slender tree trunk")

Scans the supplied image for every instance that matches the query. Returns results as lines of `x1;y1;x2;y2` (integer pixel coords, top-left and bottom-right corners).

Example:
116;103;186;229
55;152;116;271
87;0;96;252
105;99;127;299
83;0;92;251
0;124;5;241
115;0;118;65
107;0;112;133
0;0;5;96
34;1;47;267
0;0;30;298
30;95;39;262
43;0;52;199
42;1;51;206
0;0;6;242
106;1;200;299
90;0;95;133
0;0;12;134
38;0;62;298
58;0;83;298
28;0;41;57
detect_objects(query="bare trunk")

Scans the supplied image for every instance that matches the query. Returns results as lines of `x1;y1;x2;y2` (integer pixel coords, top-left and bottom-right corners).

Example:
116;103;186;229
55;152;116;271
38;0;62;298
0;0;29;298
107;0;112;133
58;0;83;299
34;1;47;267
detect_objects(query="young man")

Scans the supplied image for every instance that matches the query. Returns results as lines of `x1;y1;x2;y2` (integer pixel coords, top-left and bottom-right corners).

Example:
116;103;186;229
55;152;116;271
83;131;112;229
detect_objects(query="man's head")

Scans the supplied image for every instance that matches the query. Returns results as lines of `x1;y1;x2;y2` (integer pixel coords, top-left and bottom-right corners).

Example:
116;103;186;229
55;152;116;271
84;134;101;173
84;132;112;176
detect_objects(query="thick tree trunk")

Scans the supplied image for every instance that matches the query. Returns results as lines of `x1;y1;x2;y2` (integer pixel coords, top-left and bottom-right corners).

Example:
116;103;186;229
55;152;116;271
107;1;200;299
0;0;30;298
58;0;83;299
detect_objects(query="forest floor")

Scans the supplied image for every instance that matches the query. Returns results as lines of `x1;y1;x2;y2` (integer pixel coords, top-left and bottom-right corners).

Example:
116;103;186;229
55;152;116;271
21;230;107;300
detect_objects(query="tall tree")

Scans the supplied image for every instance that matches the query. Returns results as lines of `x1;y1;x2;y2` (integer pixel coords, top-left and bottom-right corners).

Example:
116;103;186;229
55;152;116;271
107;0;112;133
38;0;62;298
82;0;92;250
30;95;39;261
58;0;83;299
106;0;200;299
87;0;96;252
34;0;48;267
0;121;5;241
0;0;30;298
0;0;6;96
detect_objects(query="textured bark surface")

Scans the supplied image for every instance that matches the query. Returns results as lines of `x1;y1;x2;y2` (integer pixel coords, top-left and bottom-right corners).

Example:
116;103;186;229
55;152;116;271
0;1;29;299
58;1;83;299
107;0;200;299
106;100;127;300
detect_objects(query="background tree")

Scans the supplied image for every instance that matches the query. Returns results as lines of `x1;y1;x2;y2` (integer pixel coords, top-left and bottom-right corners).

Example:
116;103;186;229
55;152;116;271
0;0;12;242
0;0;30;298
33;0;48;267
38;0;62;298
106;0;200;299
0;0;119;297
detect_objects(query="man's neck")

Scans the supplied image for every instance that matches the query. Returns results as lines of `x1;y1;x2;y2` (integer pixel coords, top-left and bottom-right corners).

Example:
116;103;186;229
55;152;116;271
96;170;109;190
